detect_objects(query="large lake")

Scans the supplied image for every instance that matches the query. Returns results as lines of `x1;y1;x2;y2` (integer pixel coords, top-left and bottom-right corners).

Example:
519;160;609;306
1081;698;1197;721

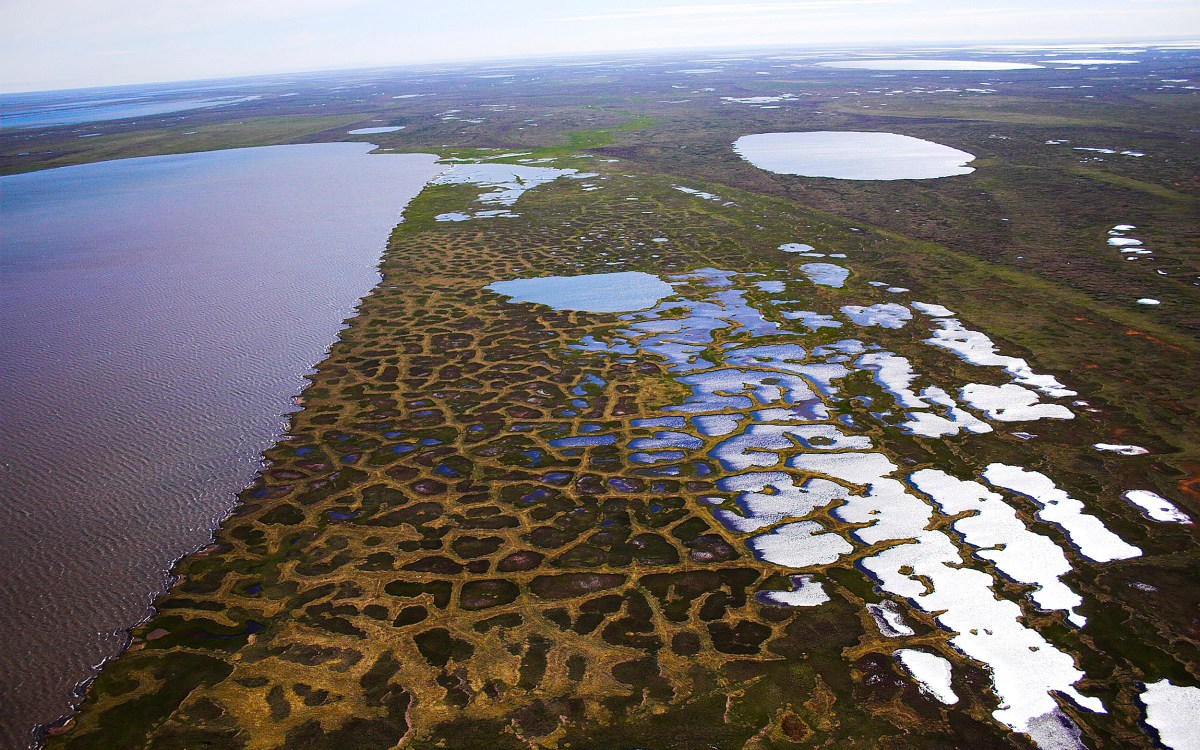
0;143;441;747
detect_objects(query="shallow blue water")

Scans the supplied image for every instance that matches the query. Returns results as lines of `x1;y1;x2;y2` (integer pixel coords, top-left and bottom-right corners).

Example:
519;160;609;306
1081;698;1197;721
486;271;674;313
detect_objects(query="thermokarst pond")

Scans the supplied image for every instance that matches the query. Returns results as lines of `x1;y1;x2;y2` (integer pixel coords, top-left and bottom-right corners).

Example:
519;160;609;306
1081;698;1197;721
486;271;676;313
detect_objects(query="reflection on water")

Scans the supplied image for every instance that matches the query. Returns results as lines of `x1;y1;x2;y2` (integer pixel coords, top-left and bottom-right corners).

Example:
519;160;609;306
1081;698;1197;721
0;95;261;129
0;143;440;747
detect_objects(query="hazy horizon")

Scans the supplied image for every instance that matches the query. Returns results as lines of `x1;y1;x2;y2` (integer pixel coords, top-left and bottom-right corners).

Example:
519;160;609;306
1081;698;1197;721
2;0;1198;94
0;35;1191;98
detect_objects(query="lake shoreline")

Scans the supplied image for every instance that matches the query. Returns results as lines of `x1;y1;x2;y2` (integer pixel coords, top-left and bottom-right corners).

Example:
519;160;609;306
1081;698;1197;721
2;144;443;748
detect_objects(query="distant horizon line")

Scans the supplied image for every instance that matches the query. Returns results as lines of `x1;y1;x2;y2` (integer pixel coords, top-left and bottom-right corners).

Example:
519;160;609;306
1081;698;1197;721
3;35;1197;97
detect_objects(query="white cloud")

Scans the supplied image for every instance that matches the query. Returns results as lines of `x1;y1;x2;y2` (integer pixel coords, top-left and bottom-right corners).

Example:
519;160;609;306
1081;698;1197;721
566;0;908;23
2;0;1198;92
0;0;379;38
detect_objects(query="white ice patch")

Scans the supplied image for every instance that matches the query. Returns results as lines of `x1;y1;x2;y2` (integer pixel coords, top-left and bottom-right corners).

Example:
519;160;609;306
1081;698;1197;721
1094;443;1149;456
792;452;933;544
925;318;1076;398
982;464;1142;562
959;383;1075;422
857;352;925;408
748;520;853;567
755;574;830;607
1122;490;1191;524
1140;680;1200;750
861;529;1106;737
902;386;993;437
674;185;722;201
723;95;797;104
714;472;847;533
841;302;912;328
867;600;914;637
895;649;959;705
910;469;1087;625
912;301;955;317
779;242;816;253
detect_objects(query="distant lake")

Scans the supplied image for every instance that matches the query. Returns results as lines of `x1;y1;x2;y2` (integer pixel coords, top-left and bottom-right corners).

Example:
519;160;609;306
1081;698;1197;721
816;59;1043;71
734;131;976;180
0;95;261;129
347;126;405;134
0;143;441;747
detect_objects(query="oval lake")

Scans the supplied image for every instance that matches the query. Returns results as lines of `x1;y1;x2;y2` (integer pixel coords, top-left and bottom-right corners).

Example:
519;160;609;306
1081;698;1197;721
734;131;976;180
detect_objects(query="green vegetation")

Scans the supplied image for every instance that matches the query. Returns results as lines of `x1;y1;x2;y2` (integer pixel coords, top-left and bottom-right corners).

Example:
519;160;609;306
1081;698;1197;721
566;114;659;148
1069;167;1193;204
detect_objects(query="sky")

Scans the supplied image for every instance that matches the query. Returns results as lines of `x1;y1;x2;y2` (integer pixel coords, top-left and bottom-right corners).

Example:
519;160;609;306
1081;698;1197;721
1;0;1198;93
